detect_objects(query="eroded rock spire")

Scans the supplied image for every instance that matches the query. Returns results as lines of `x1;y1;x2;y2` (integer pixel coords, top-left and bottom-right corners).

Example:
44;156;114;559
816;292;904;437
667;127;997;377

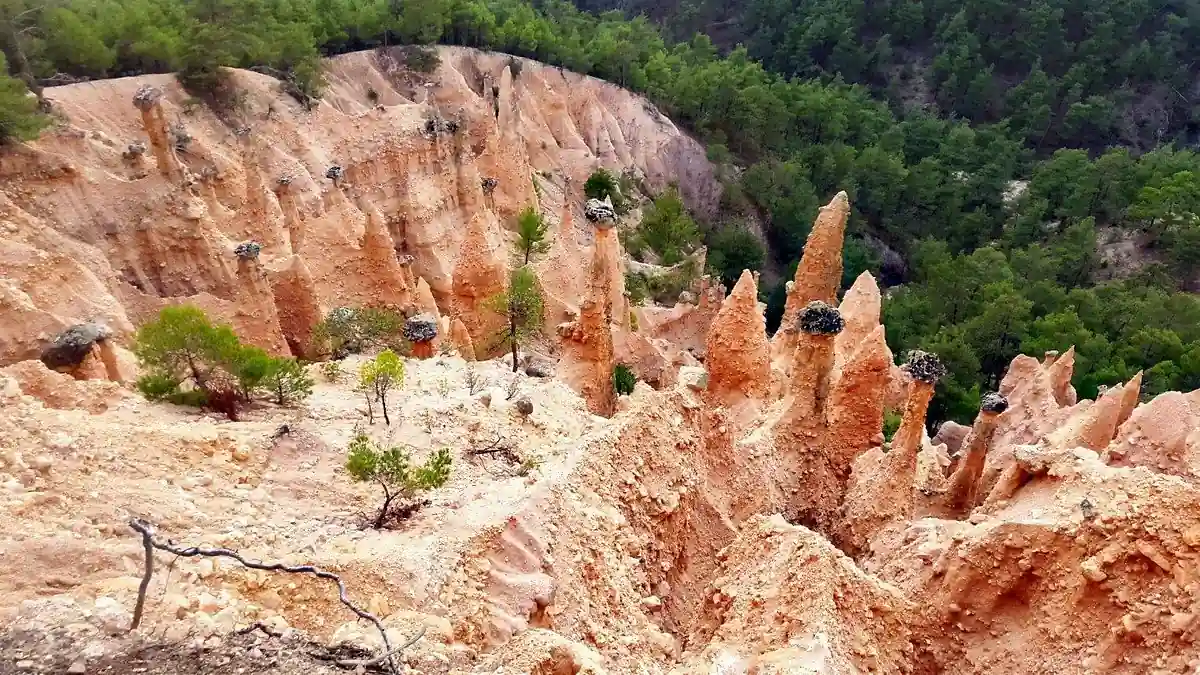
703;270;769;408
132;85;183;181
452;213;508;351
771;192;849;368
269;254;322;358
776;301;846;529
838;350;945;555
558;216;618;416
940;392;1009;517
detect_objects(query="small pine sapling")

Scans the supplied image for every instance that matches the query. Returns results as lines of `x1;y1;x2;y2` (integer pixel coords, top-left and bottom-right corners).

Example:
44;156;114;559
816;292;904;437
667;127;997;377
360;349;405;425
514;205;549;265
345;434;451;529
262;358;314;405
485;268;544;373
613;363;636;396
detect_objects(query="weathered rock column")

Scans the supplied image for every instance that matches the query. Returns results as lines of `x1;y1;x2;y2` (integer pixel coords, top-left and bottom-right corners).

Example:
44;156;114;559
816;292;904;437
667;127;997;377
941;392;1009;516
838;350;945;556
132;85;183;182
450;317;476;361
452;212;508;351
405;315;439;359
274;176;305;253
558;213;618;416
703;270;769;409
270;254;322;358
776;301;846;530
771;192;849;370
233;241;290;356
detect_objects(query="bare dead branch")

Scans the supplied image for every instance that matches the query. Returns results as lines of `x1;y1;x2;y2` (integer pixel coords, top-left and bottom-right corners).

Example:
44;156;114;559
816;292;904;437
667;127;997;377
127;518;421;673
130;520;154;630
236;621;285;638
337;626;426;668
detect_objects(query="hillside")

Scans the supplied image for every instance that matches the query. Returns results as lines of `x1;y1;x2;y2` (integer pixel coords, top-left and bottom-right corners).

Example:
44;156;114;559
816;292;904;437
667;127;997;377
1;46;717;368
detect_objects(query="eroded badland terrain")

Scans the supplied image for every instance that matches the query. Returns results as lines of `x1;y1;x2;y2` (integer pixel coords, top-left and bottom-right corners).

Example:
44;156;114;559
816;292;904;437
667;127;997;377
3;46;1200;674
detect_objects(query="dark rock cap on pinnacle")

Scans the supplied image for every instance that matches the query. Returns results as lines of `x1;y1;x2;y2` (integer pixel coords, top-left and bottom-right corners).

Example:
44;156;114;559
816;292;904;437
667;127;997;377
903;350;947;384
797;300;845;335
981;392;1009;413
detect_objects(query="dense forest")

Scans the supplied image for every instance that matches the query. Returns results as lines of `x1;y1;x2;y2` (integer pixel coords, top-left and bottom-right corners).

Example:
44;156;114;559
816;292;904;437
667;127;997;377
3;0;1200;423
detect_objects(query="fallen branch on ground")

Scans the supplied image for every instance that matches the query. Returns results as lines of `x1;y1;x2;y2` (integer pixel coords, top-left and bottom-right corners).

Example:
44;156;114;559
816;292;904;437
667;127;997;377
127;518;421;673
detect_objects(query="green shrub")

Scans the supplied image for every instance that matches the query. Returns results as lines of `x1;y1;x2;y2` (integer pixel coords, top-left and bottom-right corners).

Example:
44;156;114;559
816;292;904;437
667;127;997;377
345;433;452;528
166;389;210;407
312;307;406;358
262;358;314;405
0;55;48;143
584;168;620;203
613;363;637;395
883;410;903;442
706;226;766;287
320;360;343;382
136;373;182;401
638;187;700;265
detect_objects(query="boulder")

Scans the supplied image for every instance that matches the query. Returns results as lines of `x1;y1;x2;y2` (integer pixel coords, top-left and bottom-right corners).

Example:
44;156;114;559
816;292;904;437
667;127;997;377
40;323;111;371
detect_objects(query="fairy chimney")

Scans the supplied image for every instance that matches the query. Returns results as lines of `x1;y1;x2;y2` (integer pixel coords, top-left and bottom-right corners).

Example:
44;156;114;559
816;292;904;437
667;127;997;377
132;85;183;181
941;393;1009;516
704;270;770;408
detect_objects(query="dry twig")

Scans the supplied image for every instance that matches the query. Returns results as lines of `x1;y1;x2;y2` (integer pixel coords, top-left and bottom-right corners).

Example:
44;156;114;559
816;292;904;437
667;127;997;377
127;518;421;673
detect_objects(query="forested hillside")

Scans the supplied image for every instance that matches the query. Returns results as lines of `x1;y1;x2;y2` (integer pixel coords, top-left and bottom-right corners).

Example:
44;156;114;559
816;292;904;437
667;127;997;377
4;0;1200;423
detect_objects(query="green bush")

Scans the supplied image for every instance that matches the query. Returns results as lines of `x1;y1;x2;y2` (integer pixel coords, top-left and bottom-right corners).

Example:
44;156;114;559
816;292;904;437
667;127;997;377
312;307;406;358
882;410;903;442
320;360;343;382
637;187;700;265
0;55;48;144
345;433;452;528
133;305;312;417
262;358;314;405
166;389;210;407
706;226;766;287
136;373;182;401
584;168;620;203
613;363;637;395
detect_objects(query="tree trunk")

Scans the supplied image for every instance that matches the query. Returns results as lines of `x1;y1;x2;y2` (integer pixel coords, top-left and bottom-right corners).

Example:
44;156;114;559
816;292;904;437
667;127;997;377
381;391;390;425
510;313;519;373
374;485;396;529
0;25;44;103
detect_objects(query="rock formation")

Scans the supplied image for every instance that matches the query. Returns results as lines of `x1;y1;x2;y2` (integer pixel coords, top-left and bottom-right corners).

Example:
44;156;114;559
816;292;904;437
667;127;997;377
449;317;476;361
703;270;769;409
269;255;322;358
773;301;845;529
770;192;849;374
938;392;1008;517
7;46;1200;675
131;85;183;181
557;218;618;417
231;244;290;356
404;314;439;359
838;351;944;555
451;213;507;353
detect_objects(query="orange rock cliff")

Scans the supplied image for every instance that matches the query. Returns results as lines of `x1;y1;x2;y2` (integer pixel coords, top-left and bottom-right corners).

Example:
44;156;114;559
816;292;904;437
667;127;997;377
3;47;1200;675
